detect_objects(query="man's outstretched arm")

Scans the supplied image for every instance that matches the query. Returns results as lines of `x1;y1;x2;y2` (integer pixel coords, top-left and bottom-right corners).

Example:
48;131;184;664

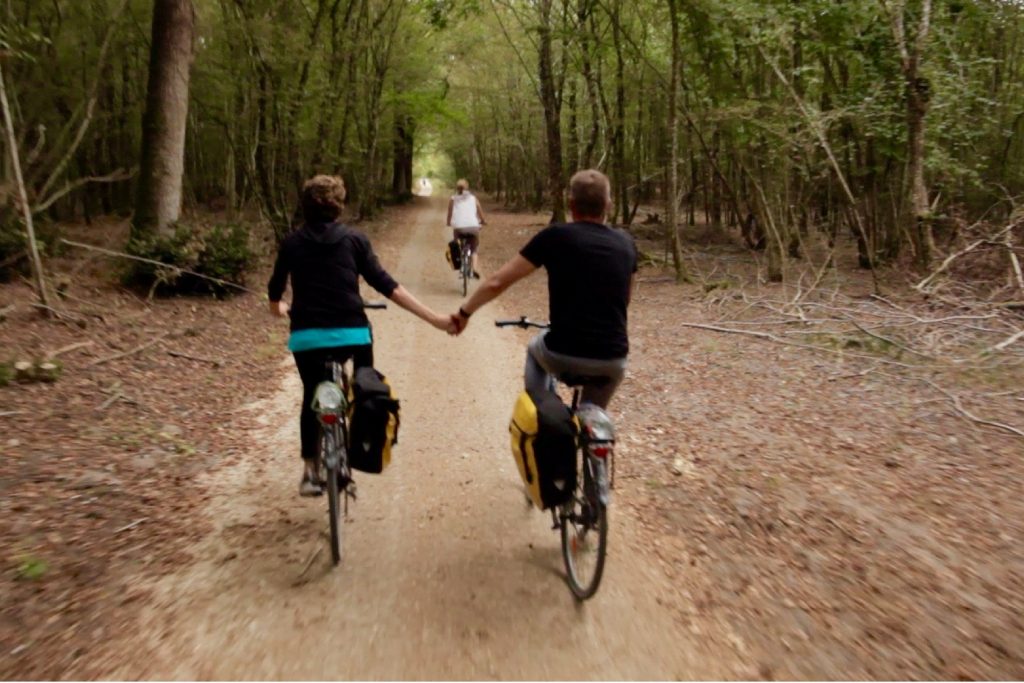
453;255;536;329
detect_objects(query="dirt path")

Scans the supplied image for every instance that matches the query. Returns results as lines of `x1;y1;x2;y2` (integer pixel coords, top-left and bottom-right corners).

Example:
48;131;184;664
103;198;727;679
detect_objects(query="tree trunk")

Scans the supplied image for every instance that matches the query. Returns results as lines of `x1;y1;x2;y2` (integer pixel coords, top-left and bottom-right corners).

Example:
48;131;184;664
666;0;688;282
907;76;933;268
881;0;934;269
538;0;565;223
0;64;51;309
611;0;628;223
131;0;194;240
391;114;414;200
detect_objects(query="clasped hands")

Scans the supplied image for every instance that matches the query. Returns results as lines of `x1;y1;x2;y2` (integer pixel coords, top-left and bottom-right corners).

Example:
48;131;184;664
438;310;469;336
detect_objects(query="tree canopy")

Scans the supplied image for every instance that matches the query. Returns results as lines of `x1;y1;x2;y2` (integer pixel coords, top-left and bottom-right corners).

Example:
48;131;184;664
2;0;1024;280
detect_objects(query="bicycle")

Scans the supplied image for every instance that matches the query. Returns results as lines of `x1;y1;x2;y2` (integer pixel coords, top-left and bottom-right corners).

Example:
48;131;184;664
310;301;387;565
456;234;474;296
496;316;616;600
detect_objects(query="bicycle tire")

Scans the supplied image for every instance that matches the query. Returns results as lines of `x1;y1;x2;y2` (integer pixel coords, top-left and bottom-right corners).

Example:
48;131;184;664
327;461;341;565
561;458;606;598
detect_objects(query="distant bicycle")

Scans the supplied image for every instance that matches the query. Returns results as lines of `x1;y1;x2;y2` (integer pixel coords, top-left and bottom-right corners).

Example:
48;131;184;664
310;301;387;565
496;316;615;599
456;233;474;296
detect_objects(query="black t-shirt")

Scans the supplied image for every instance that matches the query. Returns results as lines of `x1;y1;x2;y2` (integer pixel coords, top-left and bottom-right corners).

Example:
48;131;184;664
520;221;638;359
267;222;398;331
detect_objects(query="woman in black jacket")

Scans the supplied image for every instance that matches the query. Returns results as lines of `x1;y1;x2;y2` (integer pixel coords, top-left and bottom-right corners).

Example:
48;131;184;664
268;175;448;495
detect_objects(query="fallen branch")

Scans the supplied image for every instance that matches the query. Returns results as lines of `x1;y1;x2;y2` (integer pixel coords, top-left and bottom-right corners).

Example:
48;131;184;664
849;321;935;360
47;340;94;359
0;411;23;418
826;516;863;545
30;303;86;326
113;518;148;534
60;239;257;294
915;222;1017;292
827;364;882;382
674;321;918;367
166;349;224;367
88;333;170;368
924;380;1024;439
985;328;1024;354
97;381;124;411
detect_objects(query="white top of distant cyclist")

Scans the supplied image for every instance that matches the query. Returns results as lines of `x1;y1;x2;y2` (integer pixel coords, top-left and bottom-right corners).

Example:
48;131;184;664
450;191;482;229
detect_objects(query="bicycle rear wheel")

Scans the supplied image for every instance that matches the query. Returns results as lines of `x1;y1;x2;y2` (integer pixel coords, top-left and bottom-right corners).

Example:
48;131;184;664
461;249;470;296
560;457;608;599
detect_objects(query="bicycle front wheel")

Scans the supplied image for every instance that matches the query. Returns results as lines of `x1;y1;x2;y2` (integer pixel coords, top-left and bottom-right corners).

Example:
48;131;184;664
326;465;342;565
322;426;342;566
560;488;608;600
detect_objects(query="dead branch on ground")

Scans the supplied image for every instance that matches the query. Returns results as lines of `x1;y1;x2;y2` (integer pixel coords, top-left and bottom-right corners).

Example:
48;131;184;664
923;380;1024;440
166;349;224;367
88;333;171;368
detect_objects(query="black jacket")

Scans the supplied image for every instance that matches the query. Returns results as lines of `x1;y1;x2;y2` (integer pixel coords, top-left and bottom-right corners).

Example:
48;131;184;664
268;222;399;331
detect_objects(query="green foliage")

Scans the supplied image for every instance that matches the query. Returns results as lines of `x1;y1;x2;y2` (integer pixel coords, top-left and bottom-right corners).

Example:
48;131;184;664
126;222;253;297
0;361;12;388
15;555;48;581
0;221;25;283
0;23;50;62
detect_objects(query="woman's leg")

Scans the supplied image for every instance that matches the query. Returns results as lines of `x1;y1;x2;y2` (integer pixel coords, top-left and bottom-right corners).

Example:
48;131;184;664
293;349;325;462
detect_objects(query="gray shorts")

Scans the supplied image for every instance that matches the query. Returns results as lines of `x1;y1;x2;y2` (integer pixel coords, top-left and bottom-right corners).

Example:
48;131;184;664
525;332;627;409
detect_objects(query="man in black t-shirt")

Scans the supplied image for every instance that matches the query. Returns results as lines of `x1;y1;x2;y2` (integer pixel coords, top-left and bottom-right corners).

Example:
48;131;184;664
449;169;637;408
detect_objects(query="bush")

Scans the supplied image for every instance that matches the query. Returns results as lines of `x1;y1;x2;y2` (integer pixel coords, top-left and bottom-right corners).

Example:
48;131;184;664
0;207;26;282
0;211;66;281
125;221;254;296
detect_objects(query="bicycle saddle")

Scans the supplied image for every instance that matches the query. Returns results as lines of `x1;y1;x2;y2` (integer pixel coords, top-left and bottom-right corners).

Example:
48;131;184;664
559;373;612;388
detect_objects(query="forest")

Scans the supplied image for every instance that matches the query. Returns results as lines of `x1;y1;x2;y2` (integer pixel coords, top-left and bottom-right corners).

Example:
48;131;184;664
3;2;1024;679
2;0;1023;293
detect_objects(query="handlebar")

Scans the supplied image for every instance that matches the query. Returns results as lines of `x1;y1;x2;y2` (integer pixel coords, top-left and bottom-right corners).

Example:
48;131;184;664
495;316;550;330
363;301;388;310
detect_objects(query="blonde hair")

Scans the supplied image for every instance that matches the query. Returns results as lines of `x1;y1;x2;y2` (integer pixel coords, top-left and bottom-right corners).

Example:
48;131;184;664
301;175;346;222
455;178;469;194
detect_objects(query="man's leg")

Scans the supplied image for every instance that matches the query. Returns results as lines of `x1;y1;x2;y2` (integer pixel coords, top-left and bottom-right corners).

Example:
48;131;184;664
527;333;626;409
524;333;553;395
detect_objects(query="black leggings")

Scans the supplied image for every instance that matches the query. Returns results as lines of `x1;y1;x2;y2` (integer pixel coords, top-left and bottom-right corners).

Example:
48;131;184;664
292;345;373;460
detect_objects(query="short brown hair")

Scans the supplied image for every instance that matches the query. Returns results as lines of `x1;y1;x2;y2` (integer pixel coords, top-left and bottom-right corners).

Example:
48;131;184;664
569;169;611;218
301;175;346;223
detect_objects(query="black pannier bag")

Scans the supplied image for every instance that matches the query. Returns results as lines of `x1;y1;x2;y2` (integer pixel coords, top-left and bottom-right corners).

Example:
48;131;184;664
446;239;462;270
347;367;400;473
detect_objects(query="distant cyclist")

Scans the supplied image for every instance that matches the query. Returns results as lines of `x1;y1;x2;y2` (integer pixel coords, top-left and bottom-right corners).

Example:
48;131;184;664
269;175;450;496
448;169;636;409
446;179;487;279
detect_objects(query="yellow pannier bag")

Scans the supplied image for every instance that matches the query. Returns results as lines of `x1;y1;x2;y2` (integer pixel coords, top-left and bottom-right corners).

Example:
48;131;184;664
509;388;579;509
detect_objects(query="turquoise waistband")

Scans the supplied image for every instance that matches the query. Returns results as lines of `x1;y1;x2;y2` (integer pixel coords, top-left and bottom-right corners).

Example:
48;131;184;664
288;327;372;352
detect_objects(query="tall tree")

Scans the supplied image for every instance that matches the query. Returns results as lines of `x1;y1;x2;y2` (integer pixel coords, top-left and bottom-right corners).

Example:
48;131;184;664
880;0;934;269
132;0;195;240
666;0;688;282
537;0;566;223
